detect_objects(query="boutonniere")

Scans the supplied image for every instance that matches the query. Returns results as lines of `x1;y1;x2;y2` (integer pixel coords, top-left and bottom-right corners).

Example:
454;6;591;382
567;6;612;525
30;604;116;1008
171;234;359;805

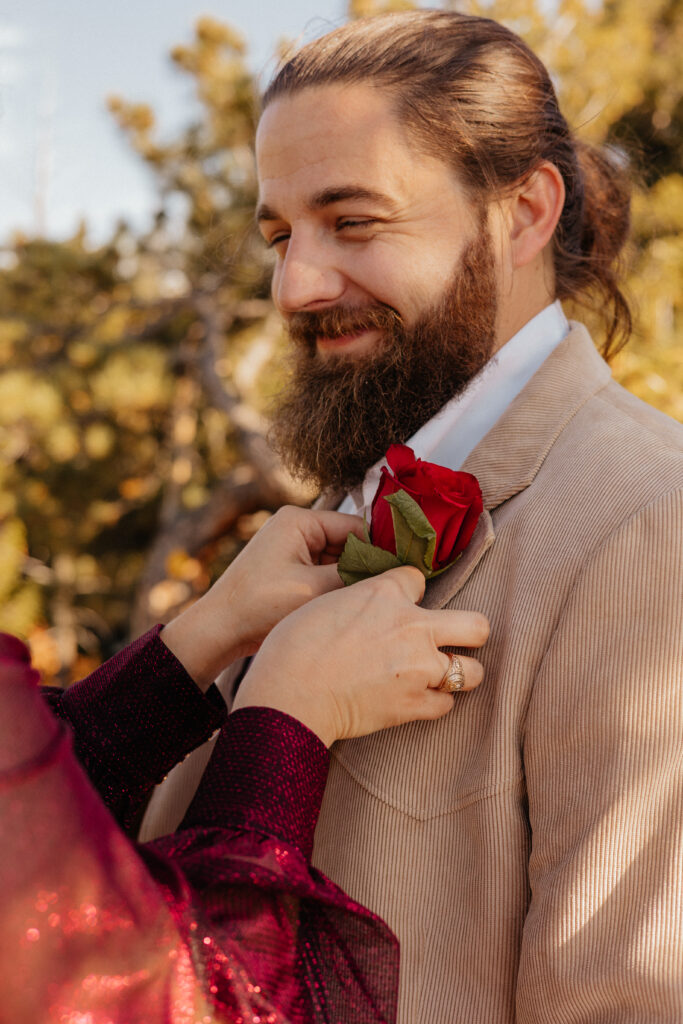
338;443;484;586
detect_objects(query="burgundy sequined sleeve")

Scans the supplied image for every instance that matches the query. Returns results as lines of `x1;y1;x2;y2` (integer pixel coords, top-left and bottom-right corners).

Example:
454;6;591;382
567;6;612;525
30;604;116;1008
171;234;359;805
43;625;227;829
2;701;399;1023
4;634;399;1022
148;707;400;1022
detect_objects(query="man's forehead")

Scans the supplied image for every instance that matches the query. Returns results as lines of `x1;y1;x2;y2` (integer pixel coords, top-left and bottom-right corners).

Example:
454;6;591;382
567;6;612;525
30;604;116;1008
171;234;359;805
256;84;407;175
254;84;469;222
257;81;397;140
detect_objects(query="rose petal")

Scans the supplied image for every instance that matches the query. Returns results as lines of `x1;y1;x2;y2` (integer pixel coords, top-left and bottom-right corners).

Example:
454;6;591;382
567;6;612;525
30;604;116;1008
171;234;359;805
370;446;483;569
370;470;401;554
385;444;418;474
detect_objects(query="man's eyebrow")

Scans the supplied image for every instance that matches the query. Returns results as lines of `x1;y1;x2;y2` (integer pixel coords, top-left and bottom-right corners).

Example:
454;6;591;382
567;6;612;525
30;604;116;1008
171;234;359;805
255;202;280;224
255;185;397;224
309;185;397;211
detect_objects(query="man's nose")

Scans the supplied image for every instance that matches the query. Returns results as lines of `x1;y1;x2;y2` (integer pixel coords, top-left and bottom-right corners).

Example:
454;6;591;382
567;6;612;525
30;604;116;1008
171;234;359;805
273;240;346;313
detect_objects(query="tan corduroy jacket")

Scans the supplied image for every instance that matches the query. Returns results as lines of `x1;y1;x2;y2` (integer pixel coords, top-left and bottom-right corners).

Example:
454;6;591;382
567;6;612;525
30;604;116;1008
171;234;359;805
140;324;683;1023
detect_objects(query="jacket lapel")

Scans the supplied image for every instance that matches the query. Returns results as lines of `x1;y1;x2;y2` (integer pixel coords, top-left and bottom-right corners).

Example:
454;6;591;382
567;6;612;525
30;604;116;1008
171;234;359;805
422;323;611;607
459;323;612;507
422;508;495;609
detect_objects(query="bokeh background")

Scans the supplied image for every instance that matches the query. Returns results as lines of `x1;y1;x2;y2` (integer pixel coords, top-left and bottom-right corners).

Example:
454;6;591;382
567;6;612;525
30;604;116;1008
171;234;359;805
1;0;681;683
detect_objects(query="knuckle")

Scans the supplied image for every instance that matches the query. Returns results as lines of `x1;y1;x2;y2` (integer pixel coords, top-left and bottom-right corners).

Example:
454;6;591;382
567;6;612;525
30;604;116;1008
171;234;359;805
469;658;485;685
374;572;404;598
471;613;490;646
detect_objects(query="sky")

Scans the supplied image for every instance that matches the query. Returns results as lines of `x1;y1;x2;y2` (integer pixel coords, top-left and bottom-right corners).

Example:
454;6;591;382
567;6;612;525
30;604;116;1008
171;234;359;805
0;0;352;245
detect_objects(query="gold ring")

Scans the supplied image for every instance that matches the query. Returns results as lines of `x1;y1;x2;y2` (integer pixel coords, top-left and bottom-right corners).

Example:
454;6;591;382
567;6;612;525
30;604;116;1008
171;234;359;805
437;653;466;693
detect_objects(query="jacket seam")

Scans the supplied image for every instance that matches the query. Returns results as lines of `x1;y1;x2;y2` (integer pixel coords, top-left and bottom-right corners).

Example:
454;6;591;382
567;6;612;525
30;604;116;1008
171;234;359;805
595;383;683;451
329;753;525;820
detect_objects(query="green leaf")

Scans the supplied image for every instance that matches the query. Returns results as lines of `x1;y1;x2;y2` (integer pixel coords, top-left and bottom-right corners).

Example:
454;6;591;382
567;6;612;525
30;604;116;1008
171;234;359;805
387;500;412;562
337;530;402;586
384;491;437;572
389;501;431;572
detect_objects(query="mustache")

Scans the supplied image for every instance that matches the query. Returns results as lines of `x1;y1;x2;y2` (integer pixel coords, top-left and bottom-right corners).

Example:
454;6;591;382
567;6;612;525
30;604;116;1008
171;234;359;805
286;303;403;348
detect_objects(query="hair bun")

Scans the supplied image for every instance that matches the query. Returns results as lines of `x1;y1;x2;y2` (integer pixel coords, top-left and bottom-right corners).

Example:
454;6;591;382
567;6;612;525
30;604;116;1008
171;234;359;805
575;140;631;267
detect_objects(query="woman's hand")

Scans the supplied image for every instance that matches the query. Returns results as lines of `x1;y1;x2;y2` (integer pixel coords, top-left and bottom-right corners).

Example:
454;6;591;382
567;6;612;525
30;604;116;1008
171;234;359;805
161;506;365;690
233;566;490;746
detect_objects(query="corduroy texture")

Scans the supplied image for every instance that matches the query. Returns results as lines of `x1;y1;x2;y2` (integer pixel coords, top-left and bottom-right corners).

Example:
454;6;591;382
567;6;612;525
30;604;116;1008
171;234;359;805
140;324;683;1023
313;325;683;1023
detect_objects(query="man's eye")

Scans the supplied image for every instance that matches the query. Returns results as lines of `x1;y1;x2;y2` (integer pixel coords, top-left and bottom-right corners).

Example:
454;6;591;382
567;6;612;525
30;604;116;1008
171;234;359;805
337;218;377;232
266;232;289;249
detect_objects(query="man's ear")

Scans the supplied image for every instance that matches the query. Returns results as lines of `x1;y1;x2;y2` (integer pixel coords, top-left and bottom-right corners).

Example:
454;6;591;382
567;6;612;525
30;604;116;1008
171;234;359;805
508;161;565;269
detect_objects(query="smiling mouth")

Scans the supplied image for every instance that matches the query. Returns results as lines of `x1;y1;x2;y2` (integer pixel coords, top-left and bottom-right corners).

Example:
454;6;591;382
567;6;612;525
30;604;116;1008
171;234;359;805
316;327;380;352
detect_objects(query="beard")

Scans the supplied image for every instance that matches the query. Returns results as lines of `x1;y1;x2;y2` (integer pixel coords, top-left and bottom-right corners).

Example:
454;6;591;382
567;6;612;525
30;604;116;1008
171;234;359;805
268;225;498;492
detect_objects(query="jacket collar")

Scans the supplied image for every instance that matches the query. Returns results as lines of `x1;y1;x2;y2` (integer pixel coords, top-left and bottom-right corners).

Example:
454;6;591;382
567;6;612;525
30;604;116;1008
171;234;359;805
461;323;611;511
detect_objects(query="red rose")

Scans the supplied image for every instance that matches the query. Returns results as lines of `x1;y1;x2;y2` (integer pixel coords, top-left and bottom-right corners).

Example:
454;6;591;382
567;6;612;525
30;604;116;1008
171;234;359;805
370;444;483;571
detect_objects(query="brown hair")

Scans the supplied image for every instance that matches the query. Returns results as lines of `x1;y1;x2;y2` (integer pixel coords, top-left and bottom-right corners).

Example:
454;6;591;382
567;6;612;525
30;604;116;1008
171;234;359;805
263;10;632;358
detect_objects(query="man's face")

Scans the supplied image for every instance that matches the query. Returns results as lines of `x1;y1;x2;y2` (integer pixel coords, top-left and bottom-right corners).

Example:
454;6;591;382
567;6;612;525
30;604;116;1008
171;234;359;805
255;83;499;489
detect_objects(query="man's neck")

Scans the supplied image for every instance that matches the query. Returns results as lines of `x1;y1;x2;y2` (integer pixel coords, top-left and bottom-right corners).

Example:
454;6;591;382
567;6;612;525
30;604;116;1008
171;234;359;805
492;255;557;355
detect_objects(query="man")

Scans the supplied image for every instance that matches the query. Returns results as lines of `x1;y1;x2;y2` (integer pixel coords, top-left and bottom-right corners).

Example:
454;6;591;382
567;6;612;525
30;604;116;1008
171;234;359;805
141;11;683;1022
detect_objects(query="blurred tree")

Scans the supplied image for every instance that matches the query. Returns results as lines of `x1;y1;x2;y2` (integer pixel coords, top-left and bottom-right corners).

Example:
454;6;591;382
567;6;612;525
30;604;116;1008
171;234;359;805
0;22;307;679
0;2;679;681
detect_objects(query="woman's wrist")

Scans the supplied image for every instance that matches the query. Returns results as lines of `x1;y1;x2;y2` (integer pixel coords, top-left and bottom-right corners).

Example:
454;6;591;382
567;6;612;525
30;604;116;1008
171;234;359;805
160;593;245;691
232;671;336;748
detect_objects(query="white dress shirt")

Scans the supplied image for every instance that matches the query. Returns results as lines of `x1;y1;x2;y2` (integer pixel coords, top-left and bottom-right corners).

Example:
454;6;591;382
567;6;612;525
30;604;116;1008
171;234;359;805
337;300;569;518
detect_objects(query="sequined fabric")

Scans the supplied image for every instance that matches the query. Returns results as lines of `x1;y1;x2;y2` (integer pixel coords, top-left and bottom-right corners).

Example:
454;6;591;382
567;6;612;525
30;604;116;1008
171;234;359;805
43;625;228;832
1;631;399;1023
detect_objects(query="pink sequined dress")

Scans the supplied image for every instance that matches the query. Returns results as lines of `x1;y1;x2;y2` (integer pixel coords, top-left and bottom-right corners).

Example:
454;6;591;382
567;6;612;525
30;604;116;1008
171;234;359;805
0;627;399;1023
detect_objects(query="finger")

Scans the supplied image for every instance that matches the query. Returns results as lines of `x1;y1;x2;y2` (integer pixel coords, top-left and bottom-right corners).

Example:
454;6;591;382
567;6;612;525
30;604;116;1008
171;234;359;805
302;510;366;553
414;689;456;721
429;652;483;693
423;608;490;649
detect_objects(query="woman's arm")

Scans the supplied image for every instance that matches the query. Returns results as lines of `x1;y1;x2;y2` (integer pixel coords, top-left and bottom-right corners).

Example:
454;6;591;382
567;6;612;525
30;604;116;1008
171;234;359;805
1;563;488;1022
44;625;227;831
1;638;398;1024
41;507;366;829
